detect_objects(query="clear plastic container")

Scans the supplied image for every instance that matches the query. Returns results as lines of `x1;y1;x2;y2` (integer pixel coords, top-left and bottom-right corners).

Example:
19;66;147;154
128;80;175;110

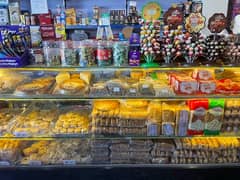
60;41;79;66
43;41;62;66
97;41;113;67
113;41;129;67
79;40;97;67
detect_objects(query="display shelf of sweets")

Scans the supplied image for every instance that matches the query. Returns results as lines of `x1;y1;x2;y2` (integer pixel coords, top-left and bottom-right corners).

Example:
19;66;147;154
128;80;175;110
1;67;240;100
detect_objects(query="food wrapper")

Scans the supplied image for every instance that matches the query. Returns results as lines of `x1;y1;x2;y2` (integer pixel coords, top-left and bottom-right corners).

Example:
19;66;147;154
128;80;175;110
199;80;216;94
188;100;208;136
161;103;175;136
173;77;198;95
205;99;224;135
192;69;214;81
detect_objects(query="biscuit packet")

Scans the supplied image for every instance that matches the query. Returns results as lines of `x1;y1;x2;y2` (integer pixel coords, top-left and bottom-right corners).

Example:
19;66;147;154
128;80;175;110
161;102;175;136
175;103;189;136
204;99;225;135
188;100;208;136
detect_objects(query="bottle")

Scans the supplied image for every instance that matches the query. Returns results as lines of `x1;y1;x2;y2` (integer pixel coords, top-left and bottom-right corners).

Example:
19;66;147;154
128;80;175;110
60;7;66;25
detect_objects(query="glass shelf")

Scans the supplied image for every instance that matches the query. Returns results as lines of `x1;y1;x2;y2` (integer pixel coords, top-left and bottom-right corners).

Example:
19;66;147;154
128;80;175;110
0;135;239;140
1;65;240;72
1;94;240;101
0;163;240;169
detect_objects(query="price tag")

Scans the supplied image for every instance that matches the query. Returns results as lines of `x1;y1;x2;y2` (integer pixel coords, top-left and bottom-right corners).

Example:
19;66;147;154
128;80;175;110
63;160;76;165
0;161;10;166
113;87;120;92
129;89;137;93
14;131;29;137
129;0;136;6
29;160;42;166
142;84;149;89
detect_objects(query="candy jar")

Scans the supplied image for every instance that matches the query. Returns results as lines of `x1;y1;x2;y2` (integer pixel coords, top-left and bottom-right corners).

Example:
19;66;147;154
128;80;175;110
113;41;129;67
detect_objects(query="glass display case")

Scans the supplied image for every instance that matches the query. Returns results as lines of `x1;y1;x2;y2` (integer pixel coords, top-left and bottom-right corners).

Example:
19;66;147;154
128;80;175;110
0;66;240;168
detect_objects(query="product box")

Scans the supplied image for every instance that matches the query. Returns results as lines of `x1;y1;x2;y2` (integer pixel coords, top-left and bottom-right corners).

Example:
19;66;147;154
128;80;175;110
40;25;55;40
0;0;9;6
8;2;20;25
30;26;42;47
0;8;9;25
0;50;30;67
0;25;30;43
38;12;53;25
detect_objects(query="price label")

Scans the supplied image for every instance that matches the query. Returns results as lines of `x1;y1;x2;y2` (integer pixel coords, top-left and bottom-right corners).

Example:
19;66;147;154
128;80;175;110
129;89;137;93
63;160;76;165
142;84;149;89
0;161;10;166
113;87;120;92
29;160;42;166
129;1;136;6
14;131;29;137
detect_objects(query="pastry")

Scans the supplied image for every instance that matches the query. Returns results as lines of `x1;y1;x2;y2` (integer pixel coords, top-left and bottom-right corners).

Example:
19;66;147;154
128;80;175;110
53;111;89;135
11;109;57;137
56;72;71;84
80;72;92;84
14;76;54;95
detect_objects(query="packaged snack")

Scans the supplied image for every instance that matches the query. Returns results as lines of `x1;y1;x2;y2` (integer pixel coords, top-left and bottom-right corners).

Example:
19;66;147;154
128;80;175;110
173;77;198;95
89;82;109;97
92;101;120;135
192;69;214;81
175;103;189;136
139;80;155;96
119;100;148;136
205;99;225;135
106;79;127;96
188;100;208;136
147;101;162;136
162;103;175;136
199;80;216;94
91;140;110;164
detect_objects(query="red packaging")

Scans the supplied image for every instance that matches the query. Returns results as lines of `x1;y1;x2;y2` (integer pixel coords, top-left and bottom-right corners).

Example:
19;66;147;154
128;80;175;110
40;25;56;40
199;80;216;94
187;100;208;136
38;12;53;25
192;69;214;81
173;77;198;95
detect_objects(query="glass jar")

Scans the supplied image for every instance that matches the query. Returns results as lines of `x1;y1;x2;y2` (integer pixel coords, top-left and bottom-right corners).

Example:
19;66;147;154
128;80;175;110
60;41;79;66
30;48;44;65
97;41;113;67
78;40;97;67
113;41;129;67
43;41;61;66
